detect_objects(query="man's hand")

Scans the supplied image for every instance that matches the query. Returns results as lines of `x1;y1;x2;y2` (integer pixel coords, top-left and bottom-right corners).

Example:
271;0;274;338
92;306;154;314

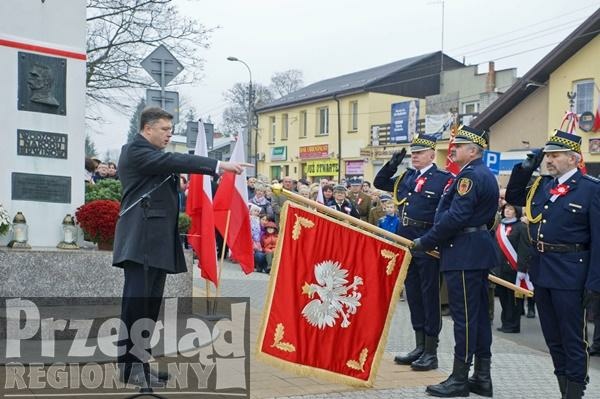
521;149;544;172
389;148;407;169
219;161;253;174
411;238;423;252
583;290;600;308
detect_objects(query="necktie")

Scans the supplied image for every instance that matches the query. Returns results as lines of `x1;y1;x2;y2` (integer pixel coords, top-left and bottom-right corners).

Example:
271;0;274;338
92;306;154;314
412;170;421;186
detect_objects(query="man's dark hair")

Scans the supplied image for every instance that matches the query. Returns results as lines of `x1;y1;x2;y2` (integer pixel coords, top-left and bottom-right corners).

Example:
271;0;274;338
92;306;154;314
139;107;173;131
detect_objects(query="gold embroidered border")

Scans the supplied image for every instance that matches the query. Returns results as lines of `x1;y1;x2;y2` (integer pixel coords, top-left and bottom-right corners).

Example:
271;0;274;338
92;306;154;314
255;201;412;387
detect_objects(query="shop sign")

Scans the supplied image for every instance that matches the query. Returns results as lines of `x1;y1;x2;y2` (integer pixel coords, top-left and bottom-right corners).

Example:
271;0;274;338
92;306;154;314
373;146;405;159
271;146;287;161
345;160;365;175
299;144;329;160
303;160;339;176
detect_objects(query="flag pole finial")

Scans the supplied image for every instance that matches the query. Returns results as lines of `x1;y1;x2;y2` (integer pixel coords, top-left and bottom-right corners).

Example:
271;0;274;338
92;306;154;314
272;183;283;194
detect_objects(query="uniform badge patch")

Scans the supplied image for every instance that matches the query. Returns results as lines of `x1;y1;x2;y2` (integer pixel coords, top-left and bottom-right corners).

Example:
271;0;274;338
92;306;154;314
457;178;473;196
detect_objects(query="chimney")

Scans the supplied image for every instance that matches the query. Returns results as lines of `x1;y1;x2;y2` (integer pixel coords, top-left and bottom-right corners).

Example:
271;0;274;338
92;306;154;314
486;61;496;93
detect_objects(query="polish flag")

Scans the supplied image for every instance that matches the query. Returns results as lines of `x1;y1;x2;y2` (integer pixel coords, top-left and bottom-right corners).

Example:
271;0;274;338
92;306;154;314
186;121;218;287
592;100;600;132
445;123;460;175
213;135;254;274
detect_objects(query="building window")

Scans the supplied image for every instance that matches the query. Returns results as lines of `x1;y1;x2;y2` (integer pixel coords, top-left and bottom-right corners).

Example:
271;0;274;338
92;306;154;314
574;80;594;114
462;101;479;114
281;114;288;140
269;116;276;143
349;101;358;131
299;110;307;138
318;107;329;135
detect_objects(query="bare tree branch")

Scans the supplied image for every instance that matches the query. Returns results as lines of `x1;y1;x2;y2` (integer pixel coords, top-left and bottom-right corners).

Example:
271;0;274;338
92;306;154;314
86;0;217;110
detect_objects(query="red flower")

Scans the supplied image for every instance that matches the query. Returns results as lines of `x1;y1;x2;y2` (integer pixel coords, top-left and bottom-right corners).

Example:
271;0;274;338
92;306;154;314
550;183;570;197
75;200;120;244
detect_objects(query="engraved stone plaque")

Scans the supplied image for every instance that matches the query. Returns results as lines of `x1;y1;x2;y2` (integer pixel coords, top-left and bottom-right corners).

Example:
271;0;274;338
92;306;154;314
12;173;71;203
17;130;68;159
18;52;67;115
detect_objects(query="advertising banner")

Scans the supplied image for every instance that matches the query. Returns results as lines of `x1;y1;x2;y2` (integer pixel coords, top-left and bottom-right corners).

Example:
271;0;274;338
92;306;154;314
390;100;419;143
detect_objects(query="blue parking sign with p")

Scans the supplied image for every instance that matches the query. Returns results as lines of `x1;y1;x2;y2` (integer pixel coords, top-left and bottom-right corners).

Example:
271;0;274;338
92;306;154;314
483;150;500;175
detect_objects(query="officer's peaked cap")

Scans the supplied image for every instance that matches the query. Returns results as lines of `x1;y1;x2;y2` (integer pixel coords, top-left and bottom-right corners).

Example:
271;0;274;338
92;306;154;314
411;134;437;152
543;129;582;153
454;125;488;148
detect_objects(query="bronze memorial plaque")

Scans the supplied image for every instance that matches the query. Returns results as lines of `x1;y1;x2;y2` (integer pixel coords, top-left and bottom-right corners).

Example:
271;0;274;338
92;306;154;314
18;52;67;115
12;172;71;203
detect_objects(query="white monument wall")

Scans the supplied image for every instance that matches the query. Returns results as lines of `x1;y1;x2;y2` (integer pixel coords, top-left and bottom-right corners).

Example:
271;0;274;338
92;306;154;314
0;0;86;247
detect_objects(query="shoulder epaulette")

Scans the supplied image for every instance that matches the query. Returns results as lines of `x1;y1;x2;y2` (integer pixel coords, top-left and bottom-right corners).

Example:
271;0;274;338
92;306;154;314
583;174;600;183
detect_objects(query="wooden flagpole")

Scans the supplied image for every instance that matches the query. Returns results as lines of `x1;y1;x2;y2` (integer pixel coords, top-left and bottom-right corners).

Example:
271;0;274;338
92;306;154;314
271;184;533;298
215;210;231;299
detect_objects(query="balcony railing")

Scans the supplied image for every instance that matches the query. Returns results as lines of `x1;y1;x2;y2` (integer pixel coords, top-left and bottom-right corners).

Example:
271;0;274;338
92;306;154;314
370;114;479;146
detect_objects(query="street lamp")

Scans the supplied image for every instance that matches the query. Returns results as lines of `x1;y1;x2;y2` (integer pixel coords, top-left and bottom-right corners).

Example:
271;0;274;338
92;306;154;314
227;56;255;175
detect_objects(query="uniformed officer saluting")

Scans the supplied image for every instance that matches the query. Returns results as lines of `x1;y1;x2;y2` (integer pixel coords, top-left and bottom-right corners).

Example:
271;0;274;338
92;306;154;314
374;134;452;372
505;130;600;399
412;126;499;398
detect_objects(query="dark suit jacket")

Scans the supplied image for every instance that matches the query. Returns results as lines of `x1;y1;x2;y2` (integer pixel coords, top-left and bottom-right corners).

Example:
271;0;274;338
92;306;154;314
112;134;218;274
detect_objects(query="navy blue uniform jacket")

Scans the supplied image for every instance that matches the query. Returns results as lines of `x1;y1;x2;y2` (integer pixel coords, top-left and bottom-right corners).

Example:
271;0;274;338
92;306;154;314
419;158;499;271
506;165;600;291
374;162;451;257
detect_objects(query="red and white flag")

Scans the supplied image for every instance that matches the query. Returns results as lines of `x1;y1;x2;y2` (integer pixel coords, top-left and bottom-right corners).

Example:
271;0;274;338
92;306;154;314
186;121;218;287
592;97;600;132
445;123;460;175
257;202;411;386
213;134;254;274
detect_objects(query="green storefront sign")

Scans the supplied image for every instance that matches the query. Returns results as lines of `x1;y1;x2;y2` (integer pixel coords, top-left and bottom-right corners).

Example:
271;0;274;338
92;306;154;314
271;146;287;161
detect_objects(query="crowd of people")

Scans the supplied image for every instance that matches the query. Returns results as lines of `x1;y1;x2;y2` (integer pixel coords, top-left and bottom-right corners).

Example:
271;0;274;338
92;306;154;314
84;157;119;184
238;127;599;399
105;106;599;398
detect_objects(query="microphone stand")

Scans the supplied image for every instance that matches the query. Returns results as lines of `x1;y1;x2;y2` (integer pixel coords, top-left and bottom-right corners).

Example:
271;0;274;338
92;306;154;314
120;175;174;398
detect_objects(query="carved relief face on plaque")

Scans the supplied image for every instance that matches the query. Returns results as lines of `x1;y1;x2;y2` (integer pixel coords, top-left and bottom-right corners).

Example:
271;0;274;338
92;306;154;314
18;52;67;115
27;63;60;106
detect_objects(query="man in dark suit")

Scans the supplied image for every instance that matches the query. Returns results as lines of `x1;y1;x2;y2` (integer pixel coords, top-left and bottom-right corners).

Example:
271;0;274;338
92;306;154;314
327;184;360;218
113;107;250;387
374;134;452;372
506;130;600;399
413;126;499;397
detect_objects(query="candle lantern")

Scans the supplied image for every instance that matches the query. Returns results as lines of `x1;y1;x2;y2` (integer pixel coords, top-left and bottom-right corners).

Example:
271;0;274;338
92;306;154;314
7;212;31;249
57;214;79;250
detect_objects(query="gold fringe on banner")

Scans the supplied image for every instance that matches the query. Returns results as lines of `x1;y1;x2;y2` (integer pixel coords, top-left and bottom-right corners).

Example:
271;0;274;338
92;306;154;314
255;200;412;387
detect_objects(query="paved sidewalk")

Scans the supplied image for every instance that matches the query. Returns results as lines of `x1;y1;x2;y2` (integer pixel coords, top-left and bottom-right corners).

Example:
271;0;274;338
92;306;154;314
196;262;600;399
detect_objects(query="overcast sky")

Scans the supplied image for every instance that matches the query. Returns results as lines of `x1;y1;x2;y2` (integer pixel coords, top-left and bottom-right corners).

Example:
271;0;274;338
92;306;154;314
89;0;600;158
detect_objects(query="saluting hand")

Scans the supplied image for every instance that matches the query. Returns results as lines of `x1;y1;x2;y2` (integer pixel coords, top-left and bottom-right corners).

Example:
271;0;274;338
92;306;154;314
389;148;407;169
521;149;544;172
219;161;254;174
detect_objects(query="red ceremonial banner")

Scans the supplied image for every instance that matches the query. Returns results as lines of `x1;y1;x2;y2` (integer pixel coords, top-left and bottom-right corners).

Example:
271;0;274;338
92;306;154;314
257;202;411;386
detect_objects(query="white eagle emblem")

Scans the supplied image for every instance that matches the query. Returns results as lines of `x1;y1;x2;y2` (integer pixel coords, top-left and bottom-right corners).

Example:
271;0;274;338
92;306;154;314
301;260;363;329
